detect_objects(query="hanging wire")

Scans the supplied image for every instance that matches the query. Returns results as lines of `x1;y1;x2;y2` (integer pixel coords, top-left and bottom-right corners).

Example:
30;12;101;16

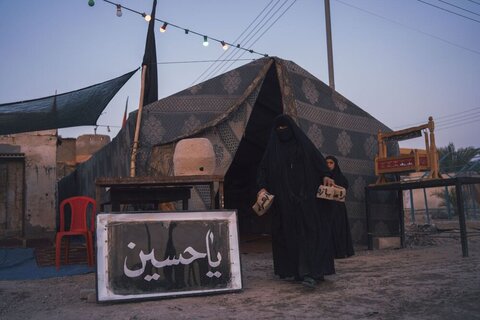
336;0;480;56
100;0;269;58
191;0;278;85
436;0;480;17
219;0;297;76
415;0;480;24
156;59;255;65
200;0;294;82
392;106;480;129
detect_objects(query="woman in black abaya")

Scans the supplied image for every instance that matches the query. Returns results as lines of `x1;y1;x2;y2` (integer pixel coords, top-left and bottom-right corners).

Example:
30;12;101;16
256;114;335;288
325;155;355;258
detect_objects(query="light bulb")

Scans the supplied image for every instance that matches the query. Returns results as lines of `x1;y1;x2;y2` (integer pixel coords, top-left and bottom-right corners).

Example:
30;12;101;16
203;36;209;47
143;13;151;22
221;41;229;50
160;22;168;32
116;5;122;17
88;0;95;7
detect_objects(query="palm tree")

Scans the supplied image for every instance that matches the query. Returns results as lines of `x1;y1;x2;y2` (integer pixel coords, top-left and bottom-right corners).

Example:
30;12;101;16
437;142;480;175
433;143;480;216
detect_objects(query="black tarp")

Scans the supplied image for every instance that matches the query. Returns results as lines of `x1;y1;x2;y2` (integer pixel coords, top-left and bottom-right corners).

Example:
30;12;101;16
0;69;138;135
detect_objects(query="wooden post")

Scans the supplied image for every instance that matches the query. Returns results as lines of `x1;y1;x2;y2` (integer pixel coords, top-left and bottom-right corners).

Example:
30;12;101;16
376;130;386;184
428;116;440;179
130;65;147;178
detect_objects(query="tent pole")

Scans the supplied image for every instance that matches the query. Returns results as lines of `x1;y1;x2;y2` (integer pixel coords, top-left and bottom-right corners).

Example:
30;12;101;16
130;65;147;177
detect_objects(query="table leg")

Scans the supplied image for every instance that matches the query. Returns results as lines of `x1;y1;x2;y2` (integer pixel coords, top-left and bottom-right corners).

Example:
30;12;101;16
455;182;469;257
365;187;373;250
218;181;224;209
95;186;101;213
210;182;216;209
398;190;405;248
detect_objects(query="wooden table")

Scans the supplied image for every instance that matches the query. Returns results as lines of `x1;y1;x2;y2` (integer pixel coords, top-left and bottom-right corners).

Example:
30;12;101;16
95;175;225;212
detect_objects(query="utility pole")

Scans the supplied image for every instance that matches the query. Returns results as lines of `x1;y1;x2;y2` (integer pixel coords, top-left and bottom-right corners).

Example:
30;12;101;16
324;0;335;90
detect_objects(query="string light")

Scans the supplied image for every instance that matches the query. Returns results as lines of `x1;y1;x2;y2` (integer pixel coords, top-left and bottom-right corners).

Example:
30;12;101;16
160;22;168;32
142;13;151;22
96;0;269;57
116;4;122;17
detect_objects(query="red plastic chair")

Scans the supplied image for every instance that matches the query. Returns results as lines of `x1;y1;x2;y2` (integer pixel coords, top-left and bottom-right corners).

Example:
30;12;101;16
55;196;96;270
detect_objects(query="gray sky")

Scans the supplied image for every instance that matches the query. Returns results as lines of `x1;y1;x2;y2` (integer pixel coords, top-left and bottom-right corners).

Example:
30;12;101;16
1;0;479;149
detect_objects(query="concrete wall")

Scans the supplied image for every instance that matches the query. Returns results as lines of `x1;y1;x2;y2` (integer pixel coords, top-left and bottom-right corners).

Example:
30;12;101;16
76;134;110;163
0;130;57;239
1;132;113;241
57;138;77;180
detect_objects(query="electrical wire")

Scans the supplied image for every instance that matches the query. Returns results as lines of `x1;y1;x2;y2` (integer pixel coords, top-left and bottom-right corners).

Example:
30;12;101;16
194;0;295;84
436;0;480;17
436;117;480;131
435;111;480;127
190;0;280;85
335;0;480;56
204;0;290;80
157;58;255;65
415;0;480;24
220;0;297;76
208;0;296;80
466;0;480;6
392;106;480;129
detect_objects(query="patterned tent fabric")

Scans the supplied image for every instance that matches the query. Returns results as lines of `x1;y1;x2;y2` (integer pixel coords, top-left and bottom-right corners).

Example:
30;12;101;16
58;57;399;243
281;59;399;242
0;69;137;135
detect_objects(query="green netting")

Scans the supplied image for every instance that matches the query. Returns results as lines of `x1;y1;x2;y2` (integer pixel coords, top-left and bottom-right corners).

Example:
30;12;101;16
0;69;138;135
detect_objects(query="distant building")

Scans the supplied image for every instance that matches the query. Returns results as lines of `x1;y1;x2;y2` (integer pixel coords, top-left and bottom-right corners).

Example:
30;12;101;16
0;131;109;242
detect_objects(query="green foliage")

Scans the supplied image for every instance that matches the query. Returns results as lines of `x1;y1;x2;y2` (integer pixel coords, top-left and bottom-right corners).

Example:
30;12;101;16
433;143;479;213
437;142;480;174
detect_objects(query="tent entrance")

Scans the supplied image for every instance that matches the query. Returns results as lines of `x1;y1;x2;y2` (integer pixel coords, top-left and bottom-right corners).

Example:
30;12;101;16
224;63;283;235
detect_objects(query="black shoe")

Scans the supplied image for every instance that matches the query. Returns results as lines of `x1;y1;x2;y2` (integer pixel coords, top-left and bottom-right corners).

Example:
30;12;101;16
301;276;316;288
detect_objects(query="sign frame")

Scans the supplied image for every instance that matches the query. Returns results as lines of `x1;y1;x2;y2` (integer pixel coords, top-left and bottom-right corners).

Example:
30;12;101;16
96;210;242;302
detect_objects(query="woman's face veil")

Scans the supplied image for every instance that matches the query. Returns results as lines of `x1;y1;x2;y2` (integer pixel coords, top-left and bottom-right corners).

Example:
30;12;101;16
274;115;295;142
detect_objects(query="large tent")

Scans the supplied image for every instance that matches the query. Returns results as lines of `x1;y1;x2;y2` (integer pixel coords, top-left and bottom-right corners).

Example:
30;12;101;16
59;57;399;243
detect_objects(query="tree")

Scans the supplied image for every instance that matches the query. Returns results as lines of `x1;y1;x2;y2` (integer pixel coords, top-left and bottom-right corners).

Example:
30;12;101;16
437;142;480;175
433;143;480;216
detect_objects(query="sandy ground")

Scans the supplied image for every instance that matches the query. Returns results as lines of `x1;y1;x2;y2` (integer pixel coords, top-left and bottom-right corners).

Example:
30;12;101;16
1;228;479;320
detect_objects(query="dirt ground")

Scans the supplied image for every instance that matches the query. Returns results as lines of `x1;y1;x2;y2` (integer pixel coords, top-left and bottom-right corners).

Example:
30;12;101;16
1;227;479;320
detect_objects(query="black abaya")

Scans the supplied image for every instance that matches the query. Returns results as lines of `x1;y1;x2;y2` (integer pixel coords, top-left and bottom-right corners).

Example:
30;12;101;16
325;155;355;259
257;115;335;279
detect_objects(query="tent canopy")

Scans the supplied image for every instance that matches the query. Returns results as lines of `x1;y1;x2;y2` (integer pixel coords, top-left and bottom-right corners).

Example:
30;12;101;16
0;69;138;135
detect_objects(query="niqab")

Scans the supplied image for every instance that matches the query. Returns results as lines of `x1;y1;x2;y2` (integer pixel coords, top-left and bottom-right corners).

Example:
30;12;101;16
257;114;335;279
